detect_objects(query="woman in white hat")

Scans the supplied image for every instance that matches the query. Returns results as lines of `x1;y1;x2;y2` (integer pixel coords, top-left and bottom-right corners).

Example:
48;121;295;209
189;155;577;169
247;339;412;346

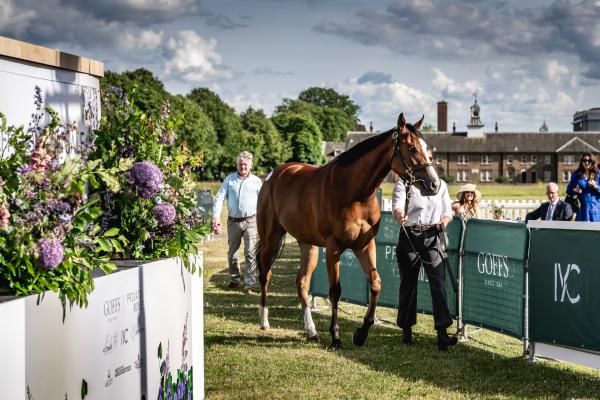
452;183;481;220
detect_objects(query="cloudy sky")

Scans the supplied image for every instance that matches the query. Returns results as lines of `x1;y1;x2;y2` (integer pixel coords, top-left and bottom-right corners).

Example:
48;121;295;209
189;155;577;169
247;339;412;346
2;0;600;132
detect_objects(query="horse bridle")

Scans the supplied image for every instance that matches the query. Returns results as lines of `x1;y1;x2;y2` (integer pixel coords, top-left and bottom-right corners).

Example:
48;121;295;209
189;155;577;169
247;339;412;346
390;127;434;188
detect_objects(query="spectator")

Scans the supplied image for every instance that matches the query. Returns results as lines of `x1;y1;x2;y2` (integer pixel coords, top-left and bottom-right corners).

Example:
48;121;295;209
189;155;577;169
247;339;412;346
452;183;481;220
212;151;263;295
566;153;600;222
525;182;573;222
392;178;458;352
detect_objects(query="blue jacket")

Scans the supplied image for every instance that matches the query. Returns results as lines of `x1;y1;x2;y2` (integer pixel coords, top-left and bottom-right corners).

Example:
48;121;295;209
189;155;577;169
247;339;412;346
566;170;600;221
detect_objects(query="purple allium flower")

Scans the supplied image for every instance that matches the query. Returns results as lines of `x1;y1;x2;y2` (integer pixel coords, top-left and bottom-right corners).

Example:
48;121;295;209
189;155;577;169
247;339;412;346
154;203;176;226
37;238;64;270
130;161;163;198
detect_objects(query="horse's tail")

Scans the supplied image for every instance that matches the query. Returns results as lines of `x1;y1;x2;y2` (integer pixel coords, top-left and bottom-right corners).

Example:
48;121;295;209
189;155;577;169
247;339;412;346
253;232;286;273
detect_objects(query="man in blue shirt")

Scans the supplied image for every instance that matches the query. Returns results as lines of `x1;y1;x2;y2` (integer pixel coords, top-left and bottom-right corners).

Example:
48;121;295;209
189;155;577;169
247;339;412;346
212;151;263;294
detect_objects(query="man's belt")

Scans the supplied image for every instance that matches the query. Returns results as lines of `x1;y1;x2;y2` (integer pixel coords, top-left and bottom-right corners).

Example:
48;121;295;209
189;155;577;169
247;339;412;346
405;223;435;232
228;215;256;223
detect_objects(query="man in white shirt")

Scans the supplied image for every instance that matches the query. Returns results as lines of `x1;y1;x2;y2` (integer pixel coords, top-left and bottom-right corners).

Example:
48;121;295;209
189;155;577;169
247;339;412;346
212;151;263;295
392;178;458;351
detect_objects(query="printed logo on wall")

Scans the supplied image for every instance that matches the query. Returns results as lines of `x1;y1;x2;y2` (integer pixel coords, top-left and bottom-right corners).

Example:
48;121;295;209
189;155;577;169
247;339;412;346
104;369;113;388
554;262;581;304
103;296;122;322
115;364;132;378
477;252;513;288
134;354;144;370
102;332;119;356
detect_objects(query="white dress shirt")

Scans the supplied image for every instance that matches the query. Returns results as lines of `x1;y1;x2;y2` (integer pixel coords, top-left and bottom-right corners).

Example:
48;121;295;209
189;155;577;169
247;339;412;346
545;200;558;220
392;179;453;226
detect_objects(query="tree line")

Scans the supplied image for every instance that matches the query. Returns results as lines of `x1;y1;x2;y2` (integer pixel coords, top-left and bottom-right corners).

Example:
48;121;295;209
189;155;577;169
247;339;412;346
101;69;361;179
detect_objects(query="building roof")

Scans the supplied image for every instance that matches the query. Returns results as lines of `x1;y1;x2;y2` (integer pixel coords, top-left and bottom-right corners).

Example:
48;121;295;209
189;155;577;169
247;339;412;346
322;141;346;156
345;131;600;153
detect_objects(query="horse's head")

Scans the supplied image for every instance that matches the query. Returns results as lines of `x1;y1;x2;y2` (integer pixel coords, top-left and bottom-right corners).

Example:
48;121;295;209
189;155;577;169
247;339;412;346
390;113;440;195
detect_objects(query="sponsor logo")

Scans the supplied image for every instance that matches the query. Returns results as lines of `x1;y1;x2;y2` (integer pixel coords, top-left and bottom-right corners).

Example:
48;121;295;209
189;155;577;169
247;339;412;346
126;290;143;312
105;369;113;387
121;328;129;345
102;332;118;355
103;297;121;321
554;263;581;304
134;354;144;369
477;252;512;288
115;364;132;378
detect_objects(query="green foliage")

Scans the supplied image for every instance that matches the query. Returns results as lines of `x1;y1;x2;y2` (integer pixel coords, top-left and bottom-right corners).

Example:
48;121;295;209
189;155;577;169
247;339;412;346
272;113;324;164
0;100;125;306
298;86;360;121
169;95;221;180
187;88;242;144
441;175;455;184
93;87;209;271
101;69;168;116
495;176;511;184
239;107;291;175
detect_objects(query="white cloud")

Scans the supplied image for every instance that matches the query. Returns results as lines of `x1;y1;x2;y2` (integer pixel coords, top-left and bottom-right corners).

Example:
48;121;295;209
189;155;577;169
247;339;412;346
162;30;232;82
0;0;36;34
121;29;165;52
545;60;570;84
432;68;479;99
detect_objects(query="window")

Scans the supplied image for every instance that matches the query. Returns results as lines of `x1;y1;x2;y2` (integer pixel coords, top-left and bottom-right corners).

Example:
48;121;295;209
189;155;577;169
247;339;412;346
544;170;551;182
564;155;574;165
544;155;551;165
531;155;537;164
507;170;515;182
481;155;491;165
562;171;571;182
458;155;469;165
480;170;492;182
436;155;442;165
506;155;513;165
457;170;470;182
521;155;528;164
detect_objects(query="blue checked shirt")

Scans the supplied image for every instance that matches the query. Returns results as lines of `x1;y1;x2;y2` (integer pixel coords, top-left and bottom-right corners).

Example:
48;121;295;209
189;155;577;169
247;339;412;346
212;172;262;219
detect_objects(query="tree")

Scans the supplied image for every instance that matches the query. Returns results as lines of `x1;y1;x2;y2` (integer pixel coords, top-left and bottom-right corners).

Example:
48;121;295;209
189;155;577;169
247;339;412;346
240;107;291;174
298;87;360;123
101;69;168;116
168;95;221;180
187;88;242;144
271;113;323;164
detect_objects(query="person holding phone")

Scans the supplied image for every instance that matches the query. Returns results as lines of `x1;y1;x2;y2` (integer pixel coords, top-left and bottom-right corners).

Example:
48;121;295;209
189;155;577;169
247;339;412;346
566;153;600;221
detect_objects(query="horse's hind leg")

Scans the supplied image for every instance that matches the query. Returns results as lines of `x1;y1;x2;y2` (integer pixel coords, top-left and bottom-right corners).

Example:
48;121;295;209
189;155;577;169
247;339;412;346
258;227;285;330
352;239;381;347
325;241;343;349
297;243;319;340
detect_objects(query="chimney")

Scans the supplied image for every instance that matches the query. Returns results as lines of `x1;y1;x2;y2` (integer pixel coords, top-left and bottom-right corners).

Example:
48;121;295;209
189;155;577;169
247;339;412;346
452;121;456;133
437;101;448;132
369;121;373;132
495;121;498;132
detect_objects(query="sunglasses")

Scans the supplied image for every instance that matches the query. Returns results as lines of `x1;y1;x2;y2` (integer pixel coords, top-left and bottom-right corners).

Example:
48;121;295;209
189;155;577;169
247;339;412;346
582;159;592;163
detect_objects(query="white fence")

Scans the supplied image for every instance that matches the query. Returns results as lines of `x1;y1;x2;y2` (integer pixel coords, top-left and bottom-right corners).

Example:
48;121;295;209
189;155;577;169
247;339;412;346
381;198;541;221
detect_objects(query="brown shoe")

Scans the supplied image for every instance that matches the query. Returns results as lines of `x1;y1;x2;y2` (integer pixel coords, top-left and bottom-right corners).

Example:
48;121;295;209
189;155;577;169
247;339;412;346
228;282;240;289
244;288;255;295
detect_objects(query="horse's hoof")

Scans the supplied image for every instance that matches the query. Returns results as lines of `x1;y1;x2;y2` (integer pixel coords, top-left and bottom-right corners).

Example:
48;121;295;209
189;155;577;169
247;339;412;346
260;324;270;330
328;339;343;350
352;328;368;347
307;333;319;342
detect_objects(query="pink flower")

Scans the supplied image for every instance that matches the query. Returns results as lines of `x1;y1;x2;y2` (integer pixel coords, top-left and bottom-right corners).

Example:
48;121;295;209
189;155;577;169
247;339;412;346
0;207;10;227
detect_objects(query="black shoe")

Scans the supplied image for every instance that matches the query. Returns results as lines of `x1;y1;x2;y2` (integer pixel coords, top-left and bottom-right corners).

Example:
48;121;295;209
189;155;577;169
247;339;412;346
436;330;458;351
401;328;414;345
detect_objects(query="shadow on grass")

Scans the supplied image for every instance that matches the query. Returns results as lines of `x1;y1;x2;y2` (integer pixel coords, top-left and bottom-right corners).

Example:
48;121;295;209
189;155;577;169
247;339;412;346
204;241;600;399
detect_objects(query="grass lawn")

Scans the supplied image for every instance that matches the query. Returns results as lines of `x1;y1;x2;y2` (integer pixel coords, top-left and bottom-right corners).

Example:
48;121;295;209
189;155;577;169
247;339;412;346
200;234;600;400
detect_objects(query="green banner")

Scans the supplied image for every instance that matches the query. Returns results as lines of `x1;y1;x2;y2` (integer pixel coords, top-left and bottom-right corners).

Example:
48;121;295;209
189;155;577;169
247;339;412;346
529;228;600;352
462;219;527;338
310;248;369;306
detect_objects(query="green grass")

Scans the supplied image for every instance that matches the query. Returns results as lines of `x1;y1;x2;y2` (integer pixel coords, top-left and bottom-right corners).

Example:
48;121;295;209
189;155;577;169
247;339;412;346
200;235;600;400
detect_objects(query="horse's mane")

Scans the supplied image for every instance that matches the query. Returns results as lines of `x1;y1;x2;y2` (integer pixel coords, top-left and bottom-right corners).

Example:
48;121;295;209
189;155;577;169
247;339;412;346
334;128;395;166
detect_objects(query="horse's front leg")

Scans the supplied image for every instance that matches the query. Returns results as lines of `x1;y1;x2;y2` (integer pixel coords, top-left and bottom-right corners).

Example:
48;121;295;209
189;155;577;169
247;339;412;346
297;243;319;340
325;241;343;349
352;239;381;347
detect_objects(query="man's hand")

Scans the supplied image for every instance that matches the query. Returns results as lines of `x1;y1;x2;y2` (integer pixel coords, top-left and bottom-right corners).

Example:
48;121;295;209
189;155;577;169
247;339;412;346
392;208;406;224
211;217;222;234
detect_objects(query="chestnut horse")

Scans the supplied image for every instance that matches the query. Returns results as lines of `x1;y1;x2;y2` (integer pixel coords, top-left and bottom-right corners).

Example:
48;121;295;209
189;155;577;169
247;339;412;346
256;113;440;349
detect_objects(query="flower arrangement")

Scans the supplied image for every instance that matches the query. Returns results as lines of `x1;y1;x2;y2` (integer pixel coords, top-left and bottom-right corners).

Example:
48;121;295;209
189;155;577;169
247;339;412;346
92;86;208;270
491;202;505;220
0;88;128;305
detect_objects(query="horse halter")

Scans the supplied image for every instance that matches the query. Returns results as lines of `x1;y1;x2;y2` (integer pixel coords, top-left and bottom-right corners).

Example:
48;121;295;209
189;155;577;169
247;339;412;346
390;127;434;187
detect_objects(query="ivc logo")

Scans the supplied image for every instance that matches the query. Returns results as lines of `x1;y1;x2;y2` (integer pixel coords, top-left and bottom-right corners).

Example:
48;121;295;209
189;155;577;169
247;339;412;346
554;263;581;304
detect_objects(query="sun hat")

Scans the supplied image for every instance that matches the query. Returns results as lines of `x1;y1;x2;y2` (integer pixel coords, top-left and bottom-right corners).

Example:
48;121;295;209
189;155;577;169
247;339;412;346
456;183;481;202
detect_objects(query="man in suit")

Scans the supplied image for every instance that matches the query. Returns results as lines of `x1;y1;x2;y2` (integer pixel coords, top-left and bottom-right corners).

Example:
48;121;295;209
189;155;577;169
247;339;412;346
525;182;573;222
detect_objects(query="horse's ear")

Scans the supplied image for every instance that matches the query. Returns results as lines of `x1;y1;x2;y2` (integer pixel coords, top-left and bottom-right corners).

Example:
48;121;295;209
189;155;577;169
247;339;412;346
414;115;425;130
397;113;406;130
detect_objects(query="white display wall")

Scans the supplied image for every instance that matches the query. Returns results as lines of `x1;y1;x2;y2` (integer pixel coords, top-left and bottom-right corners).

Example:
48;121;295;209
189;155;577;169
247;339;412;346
0;256;204;400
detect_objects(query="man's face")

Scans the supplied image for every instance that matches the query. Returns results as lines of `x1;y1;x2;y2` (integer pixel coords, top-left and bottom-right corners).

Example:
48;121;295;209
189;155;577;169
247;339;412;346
237;158;251;177
546;184;558;202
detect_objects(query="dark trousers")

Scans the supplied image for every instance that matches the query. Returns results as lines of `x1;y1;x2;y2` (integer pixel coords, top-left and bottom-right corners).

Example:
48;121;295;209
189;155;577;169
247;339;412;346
395;226;452;331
